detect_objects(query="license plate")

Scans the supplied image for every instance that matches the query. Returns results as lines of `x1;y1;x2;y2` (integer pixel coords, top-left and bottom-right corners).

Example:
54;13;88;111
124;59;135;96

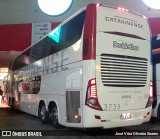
120;113;133;120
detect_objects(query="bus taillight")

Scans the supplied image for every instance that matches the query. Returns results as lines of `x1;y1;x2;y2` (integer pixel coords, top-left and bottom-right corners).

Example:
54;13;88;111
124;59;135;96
96;3;101;7
85;78;103;111
118;7;129;12
145;81;153;108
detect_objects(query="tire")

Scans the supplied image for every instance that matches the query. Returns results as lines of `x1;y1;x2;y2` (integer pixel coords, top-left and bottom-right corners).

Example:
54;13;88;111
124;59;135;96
39;104;49;124
50;105;61;128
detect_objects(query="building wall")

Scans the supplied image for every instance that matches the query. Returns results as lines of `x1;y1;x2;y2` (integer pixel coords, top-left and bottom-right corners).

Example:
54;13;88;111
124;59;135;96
0;22;60;51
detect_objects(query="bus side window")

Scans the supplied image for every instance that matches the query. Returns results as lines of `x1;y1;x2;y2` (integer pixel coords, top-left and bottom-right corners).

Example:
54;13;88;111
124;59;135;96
29;76;41;94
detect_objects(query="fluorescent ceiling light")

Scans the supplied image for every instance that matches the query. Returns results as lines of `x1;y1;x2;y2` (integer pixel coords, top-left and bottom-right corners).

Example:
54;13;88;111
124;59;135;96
37;0;73;16
143;0;160;9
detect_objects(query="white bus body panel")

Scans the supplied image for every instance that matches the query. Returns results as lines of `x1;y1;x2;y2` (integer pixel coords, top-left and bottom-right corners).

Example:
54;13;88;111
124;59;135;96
96;7;150;41
82;7;151;128
16;40;83;127
96;32;150;110
82;106;151;128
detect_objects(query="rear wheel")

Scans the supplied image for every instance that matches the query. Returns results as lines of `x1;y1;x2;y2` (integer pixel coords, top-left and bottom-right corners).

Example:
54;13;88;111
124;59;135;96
50;105;61;128
39;104;49;124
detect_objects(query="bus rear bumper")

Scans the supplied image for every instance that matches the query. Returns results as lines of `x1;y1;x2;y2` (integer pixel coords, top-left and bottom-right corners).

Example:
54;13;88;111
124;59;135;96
82;106;152;129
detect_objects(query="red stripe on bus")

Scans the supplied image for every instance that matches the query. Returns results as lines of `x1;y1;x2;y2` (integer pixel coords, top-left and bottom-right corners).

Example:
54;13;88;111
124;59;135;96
83;4;96;60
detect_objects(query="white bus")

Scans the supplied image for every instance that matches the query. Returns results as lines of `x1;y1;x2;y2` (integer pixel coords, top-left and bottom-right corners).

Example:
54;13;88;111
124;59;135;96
152;34;160;118
8;3;152;129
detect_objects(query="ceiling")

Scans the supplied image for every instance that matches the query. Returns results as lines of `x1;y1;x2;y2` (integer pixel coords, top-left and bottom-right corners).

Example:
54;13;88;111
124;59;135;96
0;0;160;25
0;51;21;68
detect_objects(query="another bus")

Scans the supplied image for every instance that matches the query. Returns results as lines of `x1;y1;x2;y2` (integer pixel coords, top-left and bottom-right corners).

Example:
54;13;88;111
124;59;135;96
8;3;152;128
152;34;160;118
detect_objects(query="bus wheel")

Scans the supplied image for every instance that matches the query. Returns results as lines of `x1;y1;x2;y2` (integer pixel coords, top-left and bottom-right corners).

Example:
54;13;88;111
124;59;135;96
39;104;49;124
50;106;60;128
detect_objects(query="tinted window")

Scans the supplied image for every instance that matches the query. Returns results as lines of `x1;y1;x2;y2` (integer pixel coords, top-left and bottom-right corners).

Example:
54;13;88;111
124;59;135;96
12;11;86;71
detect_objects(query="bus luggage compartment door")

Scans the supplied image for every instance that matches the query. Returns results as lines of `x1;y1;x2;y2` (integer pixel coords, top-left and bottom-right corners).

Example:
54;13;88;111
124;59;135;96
66;91;81;123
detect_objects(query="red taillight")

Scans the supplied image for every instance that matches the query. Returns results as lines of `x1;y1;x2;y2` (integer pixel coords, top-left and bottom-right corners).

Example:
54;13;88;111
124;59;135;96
118;7;129;12
145;81;153;108
85;78;103;111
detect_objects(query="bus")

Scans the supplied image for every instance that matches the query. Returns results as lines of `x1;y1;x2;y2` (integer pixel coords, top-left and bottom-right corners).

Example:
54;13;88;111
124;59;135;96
8;3;152;129
152;34;160;118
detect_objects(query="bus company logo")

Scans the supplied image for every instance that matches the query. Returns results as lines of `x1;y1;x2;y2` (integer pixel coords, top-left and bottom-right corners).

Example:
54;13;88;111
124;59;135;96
113;41;139;51
2;131;11;136
105;16;143;29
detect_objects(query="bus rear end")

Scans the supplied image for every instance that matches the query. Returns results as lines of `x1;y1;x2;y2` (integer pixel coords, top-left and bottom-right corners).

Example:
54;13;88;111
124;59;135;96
82;4;152;128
